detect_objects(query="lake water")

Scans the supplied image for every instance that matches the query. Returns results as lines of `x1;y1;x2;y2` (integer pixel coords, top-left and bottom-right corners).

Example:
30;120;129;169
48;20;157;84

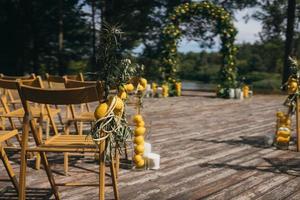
182;80;216;91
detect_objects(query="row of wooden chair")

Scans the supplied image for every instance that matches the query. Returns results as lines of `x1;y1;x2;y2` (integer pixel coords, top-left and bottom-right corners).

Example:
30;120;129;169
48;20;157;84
0;74;120;200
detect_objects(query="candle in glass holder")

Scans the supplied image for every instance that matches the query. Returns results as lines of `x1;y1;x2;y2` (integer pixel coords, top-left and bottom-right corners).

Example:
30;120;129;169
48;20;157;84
145;153;160;170
143;142;152;156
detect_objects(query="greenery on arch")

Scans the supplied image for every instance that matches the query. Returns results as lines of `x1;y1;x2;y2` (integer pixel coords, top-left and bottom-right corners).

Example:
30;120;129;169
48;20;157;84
160;1;238;97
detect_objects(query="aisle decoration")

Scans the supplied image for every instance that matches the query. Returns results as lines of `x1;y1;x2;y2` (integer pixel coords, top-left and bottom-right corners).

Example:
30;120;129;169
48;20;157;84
133;114;146;168
130;73;160;169
160;1;238;98
275;57;299;148
88;24;134;160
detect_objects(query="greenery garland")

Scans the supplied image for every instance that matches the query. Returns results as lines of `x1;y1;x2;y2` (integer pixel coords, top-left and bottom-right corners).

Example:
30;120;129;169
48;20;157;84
160;1;238;97
283;57;300;114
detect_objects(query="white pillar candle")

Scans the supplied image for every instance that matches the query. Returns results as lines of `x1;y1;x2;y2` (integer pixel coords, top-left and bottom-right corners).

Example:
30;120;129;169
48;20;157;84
239;91;244;100
145;84;152;98
145;153;160;170
229;88;235;99
143;142;152;156
157;87;163;96
234;88;241;99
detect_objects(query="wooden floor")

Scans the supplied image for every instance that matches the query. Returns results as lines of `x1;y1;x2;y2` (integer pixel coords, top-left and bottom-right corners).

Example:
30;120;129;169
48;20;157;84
2;91;300;200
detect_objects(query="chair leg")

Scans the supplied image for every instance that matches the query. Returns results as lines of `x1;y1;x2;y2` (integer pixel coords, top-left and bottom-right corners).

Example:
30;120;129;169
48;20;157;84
40;152;61;200
79;121;83;135
114;149;120;178
19;119;30;200
35;153;41;170
55;105;64;125
110;158;120;200
0;146;19;193
64;153;69;175
46;118;50;139
19;146;28;200
35;117;43;170
99;141;106;200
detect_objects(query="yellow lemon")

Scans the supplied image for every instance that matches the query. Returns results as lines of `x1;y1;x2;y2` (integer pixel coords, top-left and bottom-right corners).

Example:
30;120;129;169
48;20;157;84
133;154;143;163
286;119;291;126
276;112;284;118
277;136;290;143
288;81;298;94
139;78;147;88
134;145;144;154
137;85;145;91
124;83;134;92
134;127;146;136
137;120;145;127
114;97;124;111
118;91;127;100
290;81;298;88
94;103;108;119
277;130;290;138
136;159;145;168
134;136;144;145
133;114;143;123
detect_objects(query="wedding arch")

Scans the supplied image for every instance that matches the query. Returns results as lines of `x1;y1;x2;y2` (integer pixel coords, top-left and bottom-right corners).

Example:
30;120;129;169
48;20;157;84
160;1;238;97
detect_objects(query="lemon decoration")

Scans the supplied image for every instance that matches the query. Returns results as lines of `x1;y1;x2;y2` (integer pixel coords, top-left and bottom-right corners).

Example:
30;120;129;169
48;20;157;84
134;145;145;154
124;83;134;92
114;97;124;111
277;136;290;143
118;91;127;100
276;111;284;118
137;120;145;127
94;102;108;119
139;78;147;88
137;85;145;91
134;136;145;145
133;154;143;163
132;111;146;168
136;159;145;168
134;127;146;136
133;114;143;123
288;78;298;94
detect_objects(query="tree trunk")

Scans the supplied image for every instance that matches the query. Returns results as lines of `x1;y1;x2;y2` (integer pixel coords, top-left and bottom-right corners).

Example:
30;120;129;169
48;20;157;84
16;0;29;75
58;0;65;75
91;0;96;68
282;0;296;85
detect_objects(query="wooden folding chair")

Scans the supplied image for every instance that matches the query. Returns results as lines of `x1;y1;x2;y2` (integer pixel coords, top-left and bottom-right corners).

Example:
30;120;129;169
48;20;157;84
0;129;19;193
64;78;96;133
0;77;61;169
0;77;60;137
0;74;36;109
45;73;90;128
17;81;119;200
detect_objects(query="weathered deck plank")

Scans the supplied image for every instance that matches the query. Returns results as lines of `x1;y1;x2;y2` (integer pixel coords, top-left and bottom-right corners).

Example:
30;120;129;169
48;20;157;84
2;91;300;200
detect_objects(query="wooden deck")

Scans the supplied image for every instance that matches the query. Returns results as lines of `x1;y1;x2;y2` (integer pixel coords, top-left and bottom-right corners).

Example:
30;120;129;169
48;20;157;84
2;91;300;200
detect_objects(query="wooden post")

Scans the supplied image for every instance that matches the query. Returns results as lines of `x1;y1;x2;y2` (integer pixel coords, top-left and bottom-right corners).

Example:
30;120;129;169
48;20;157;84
99;139;106;200
297;96;300;151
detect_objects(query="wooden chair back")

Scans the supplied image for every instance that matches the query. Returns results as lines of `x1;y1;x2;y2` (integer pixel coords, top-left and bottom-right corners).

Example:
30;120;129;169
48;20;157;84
0;74;37;105
0;77;44;131
0;73;36;80
45;73;84;88
0;77;43;111
18;81;103;108
64;78;96;88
